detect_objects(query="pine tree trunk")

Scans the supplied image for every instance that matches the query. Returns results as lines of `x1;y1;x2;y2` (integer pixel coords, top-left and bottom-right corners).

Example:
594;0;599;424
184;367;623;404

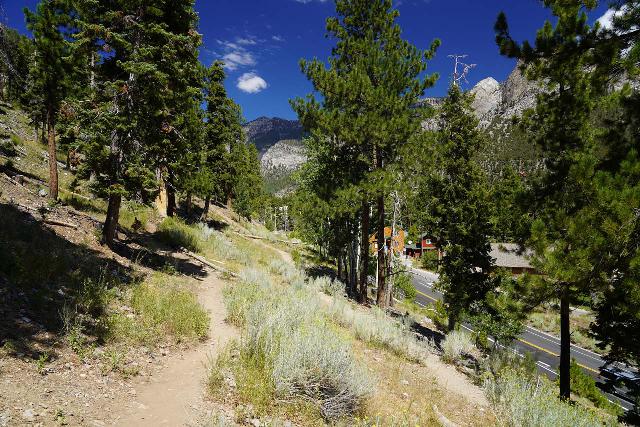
376;194;387;308
166;182;176;217
447;310;458;332
358;199;370;303
103;193;121;247
47;105;58;200
349;239;358;297
41;121;46;145
559;284;571;400
337;253;343;282
200;195;211;222
185;192;192;216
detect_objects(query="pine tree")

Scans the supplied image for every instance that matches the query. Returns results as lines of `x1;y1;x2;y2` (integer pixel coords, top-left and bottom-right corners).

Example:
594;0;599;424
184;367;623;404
75;0;202;246
200;61;244;217
422;84;494;331
291;0;438;305
0;25;34;103
495;1;613;399
229;142;263;220
24;0;76;200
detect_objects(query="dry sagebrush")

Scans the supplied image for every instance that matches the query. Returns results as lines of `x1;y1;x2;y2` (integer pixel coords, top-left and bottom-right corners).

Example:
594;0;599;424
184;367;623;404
223;268;372;420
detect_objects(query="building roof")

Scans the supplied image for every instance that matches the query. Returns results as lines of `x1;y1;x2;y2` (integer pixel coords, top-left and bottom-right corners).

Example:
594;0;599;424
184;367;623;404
490;243;533;269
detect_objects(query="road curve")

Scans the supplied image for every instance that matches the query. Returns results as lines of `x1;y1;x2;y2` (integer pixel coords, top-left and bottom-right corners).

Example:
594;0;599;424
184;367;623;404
407;267;636;412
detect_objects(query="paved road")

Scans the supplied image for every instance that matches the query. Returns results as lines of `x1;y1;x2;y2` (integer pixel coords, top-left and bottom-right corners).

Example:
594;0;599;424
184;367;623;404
408;267;636;411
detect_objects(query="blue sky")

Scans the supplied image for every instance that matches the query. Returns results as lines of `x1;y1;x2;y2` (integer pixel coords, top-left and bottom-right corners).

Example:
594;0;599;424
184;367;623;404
3;0;610;121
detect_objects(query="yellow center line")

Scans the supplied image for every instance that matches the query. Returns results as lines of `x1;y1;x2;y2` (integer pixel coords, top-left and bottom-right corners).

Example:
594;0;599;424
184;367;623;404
416;290;438;302
415;290;601;375
517;338;600;374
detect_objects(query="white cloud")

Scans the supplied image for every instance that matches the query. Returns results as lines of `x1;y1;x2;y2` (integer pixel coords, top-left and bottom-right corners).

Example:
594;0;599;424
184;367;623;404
272;35;285;42
236;37;257;46
222;51;256;71
217;39;257;71
237;73;268;94
596;6;633;32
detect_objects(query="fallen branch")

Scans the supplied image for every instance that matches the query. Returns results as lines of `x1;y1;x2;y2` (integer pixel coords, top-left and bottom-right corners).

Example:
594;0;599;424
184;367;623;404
234;231;298;245
180;248;238;278
433;405;459;427
1;172;20;186
44;218;78;230
1;172;37;195
60;189;93;201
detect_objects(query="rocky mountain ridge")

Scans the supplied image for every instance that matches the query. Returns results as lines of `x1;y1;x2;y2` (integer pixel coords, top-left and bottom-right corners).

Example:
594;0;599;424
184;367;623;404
243;116;303;155
245;64;541;194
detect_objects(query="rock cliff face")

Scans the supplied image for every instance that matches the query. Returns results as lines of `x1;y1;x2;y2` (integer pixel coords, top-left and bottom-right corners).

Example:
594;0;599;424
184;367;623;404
261;139;307;173
470;65;541;128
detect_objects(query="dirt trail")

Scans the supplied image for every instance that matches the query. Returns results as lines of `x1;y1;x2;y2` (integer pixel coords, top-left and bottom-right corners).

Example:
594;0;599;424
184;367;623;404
115;271;237;426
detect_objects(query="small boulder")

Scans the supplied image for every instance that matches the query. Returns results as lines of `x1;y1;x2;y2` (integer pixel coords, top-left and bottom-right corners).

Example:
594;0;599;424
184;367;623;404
21;409;35;422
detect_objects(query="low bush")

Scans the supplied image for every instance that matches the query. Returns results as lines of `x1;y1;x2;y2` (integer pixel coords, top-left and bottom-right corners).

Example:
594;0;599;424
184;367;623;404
308;275;344;296
485;369;615;427
156;217;202;252
392;271;416;302
0;134;21;157
420;250;439;271
196;224;244;262
441;330;476;364
119;202;157;231
569;359;623;417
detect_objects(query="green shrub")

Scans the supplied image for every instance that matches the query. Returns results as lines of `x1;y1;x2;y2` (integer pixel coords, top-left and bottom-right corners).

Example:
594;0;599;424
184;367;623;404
393;271;416;301
485;369;616;427
420;250;439;271
569;359;623;417
0;134;21;157
156;217;202;252
119;202;157;231
291;248;302;266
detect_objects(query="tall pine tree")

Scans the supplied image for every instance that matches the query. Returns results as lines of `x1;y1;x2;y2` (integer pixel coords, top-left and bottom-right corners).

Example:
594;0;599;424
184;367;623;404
75;0;202;245
495;1;612;399
25;0;76;200
291;0;438;305
422;84;494;331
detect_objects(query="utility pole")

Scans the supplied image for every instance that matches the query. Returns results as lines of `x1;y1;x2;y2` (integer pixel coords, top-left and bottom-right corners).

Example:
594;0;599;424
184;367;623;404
448;54;476;86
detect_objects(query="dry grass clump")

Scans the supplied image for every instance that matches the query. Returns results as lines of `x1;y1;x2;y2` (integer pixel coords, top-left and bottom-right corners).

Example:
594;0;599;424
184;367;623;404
485;369;615;427
328;294;433;363
196;224;246;263
441;329;476;364
268;259;306;286
218;268;372;421
108;273;209;345
308;275;345;296
156;217;203;252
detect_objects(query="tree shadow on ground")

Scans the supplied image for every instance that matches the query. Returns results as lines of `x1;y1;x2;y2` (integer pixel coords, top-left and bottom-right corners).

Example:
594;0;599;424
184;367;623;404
0;203;206;360
110;233;207;279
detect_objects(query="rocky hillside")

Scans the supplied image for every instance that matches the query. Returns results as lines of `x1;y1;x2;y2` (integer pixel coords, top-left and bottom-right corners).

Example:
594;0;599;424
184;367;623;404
261;139;307;196
243;117;305;195
243;116;303;155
